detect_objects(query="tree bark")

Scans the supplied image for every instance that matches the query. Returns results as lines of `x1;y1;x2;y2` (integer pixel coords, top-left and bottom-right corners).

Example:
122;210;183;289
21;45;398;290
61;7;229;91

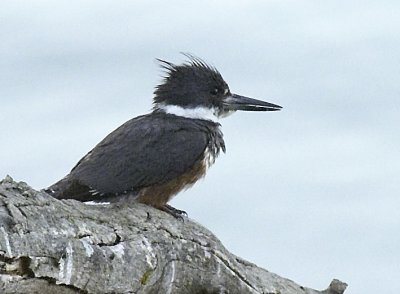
0;176;347;294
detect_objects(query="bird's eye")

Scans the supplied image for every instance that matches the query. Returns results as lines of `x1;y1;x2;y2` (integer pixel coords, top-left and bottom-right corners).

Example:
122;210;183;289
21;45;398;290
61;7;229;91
211;88;219;95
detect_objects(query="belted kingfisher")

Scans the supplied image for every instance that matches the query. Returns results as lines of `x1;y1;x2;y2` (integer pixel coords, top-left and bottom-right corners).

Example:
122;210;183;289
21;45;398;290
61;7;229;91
46;55;282;219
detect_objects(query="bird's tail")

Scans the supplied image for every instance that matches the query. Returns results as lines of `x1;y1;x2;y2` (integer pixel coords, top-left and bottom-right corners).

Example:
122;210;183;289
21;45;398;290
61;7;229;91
44;177;107;202
43;177;69;199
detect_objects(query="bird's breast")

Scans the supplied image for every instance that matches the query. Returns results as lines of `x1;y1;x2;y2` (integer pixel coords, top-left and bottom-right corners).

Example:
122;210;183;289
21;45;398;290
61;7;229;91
202;146;216;169
202;125;225;169
136;158;207;207
135;122;225;207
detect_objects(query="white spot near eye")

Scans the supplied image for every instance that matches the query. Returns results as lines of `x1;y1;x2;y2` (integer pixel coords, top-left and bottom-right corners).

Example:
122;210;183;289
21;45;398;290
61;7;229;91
223;88;229;95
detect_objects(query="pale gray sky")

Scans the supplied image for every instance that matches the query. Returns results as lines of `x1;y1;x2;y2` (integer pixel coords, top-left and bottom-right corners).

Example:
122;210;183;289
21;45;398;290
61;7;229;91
1;1;400;293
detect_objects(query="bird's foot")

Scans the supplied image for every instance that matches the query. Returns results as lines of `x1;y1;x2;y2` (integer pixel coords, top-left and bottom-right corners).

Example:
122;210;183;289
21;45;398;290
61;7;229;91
161;204;187;221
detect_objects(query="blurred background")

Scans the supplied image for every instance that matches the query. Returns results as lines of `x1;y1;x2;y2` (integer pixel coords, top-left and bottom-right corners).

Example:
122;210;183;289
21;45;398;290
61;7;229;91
1;1;399;293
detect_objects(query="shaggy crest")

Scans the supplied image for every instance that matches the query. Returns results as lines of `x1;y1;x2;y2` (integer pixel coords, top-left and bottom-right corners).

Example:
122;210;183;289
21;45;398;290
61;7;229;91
153;54;228;109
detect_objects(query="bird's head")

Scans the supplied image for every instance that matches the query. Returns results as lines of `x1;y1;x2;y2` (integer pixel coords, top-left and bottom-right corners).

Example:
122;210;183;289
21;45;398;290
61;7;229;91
153;55;282;120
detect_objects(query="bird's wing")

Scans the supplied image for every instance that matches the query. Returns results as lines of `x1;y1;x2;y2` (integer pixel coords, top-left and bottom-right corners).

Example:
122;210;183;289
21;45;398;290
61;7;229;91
54;114;209;200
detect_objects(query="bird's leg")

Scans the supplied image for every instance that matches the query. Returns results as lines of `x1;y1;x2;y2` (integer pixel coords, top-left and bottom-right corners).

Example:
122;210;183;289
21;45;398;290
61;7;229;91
161;204;187;220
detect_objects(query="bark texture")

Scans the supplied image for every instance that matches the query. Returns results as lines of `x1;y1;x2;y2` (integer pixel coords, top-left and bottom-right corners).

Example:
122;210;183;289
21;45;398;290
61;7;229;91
0;176;347;294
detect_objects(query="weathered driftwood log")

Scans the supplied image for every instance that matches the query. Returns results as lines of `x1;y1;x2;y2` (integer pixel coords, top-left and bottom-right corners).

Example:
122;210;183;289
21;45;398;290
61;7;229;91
0;176;347;294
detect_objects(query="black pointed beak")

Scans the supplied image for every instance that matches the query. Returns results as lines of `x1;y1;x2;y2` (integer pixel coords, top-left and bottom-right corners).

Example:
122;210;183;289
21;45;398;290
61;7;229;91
223;94;282;112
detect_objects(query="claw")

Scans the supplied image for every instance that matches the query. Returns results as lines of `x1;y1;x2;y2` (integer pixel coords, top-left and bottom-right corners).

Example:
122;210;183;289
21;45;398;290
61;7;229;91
161;204;187;220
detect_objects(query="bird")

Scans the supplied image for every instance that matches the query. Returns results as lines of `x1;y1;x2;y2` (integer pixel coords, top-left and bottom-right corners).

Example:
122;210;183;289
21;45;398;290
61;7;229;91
45;55;282;219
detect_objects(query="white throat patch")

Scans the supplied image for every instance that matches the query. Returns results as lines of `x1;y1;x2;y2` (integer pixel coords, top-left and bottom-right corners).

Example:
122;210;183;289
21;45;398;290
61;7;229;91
157;104;219;122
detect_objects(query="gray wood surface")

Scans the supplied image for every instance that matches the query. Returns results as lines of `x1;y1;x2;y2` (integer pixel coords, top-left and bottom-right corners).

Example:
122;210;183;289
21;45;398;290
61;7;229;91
0;176;347;294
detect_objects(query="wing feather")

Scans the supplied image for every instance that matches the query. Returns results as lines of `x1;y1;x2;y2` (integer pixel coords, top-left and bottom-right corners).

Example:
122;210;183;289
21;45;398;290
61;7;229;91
59;113;209;199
